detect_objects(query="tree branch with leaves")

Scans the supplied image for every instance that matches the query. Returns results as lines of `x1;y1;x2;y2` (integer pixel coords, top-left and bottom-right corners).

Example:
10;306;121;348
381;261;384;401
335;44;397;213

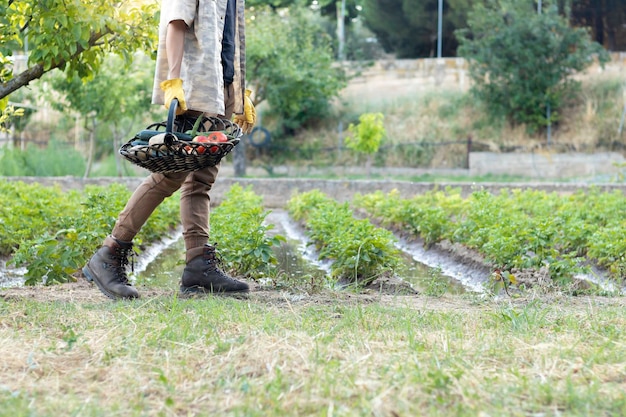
0;0;158;103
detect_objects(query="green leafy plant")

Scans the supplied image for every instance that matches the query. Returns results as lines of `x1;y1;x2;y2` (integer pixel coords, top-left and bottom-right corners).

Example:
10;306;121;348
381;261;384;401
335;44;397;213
0;104;24;133
354;187;464;248
3;181;290;286
345;112;385;177
210;184;285;279
0;180;78;256
286;188;330;222
423;267;448;298
1;0;158;101
246;7;347;134
355;186;626;289
0;142;87;176
8;182;180;285
345;112;385;156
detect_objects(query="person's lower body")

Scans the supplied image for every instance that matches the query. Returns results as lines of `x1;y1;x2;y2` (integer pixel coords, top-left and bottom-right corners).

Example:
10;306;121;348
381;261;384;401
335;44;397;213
82;169;201;299
175;166;249;296
83;165;249;299
83;170;189;299
83;84;249;299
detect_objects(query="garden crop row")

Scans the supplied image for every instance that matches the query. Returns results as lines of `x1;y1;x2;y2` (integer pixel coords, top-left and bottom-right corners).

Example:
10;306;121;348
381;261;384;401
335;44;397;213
287;189;401;286
1;180;283;286
8;179;626;292
2;180;180;285
353;187;626;287
208;184;284;279
3;181;401;290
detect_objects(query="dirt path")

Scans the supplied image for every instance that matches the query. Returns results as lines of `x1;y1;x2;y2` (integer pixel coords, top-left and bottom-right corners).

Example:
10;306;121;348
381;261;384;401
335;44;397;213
3;276;626;316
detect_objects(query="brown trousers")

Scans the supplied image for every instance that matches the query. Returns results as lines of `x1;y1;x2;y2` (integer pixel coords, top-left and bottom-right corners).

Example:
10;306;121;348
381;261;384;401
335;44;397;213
111;84;235;263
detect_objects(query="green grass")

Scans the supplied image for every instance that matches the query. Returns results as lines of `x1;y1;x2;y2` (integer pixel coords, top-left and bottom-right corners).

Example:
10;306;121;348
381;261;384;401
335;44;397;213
1;292;625;416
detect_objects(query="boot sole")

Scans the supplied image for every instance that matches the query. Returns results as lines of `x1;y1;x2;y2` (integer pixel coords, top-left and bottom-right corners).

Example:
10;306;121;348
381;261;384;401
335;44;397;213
82;265;139;300
179;285;250;299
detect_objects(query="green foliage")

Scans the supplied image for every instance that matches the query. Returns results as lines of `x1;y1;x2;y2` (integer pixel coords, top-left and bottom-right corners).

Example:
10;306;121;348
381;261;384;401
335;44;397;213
288;190;401;286
423;267;449;297
90;154;143;177
361;0;476;57
0;142;86;176
6;181;179;285
0;181;78;257
456;0;610;132
341;19;387;61
210;184;286;279
1;0;158;152
47;53;155;174
354;186;626;288
354;187;465;248
345;112;385;155
0;104;24;132
49;53;154;129
286;189;330;222
2;181;289;286
308;75;625;170
1;0;158;100
246;7;348;134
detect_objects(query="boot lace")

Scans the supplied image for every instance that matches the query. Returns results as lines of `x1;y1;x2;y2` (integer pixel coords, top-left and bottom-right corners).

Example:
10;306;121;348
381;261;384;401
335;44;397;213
111;246;136;284
203;246;220;264
203;244;230;276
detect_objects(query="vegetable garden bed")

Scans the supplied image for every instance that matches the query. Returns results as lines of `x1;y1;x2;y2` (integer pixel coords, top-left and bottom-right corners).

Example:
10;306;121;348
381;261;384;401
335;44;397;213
1;179;625;296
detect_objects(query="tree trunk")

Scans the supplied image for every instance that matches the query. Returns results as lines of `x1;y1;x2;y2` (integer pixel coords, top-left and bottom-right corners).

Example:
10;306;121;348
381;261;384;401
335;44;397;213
114;135;122;177
84;118;96;179
336;0;346;61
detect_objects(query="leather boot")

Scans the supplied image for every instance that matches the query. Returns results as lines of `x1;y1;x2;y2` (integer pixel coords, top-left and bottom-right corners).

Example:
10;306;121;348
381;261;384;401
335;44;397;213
82;236;140;299
180;244;250;295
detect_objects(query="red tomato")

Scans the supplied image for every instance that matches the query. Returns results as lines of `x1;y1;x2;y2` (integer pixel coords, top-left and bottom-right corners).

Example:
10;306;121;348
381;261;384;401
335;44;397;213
192;135;212;154
207;132;228;143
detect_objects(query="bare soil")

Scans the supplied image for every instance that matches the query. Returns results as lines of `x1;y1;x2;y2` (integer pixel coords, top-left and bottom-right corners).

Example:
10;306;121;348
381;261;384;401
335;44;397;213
2;275;626;314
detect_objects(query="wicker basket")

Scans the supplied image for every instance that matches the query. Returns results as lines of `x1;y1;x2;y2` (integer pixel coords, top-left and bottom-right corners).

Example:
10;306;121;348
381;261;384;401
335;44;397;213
119;100;241;173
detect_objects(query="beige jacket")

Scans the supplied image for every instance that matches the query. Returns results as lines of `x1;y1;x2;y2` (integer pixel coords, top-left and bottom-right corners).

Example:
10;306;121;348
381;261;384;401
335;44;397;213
151;0;246;116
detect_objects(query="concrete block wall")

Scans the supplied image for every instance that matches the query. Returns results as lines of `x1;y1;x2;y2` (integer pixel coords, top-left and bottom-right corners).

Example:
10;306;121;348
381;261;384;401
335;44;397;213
469;152;625;179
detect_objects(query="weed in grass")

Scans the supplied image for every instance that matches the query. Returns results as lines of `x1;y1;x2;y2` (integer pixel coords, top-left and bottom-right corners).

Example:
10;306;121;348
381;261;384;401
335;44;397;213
60;324;80;351
423;267;449;297
492;301;550;333
265;262;328;294
425;363;464;403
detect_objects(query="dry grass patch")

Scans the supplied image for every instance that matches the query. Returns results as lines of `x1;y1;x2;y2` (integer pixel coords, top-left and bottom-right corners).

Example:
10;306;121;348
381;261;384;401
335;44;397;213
2;283;626;416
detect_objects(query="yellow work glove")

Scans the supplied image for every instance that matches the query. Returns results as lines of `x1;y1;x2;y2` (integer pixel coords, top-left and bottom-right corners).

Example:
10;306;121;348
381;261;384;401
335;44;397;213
233;89;256;134
160;78;187;115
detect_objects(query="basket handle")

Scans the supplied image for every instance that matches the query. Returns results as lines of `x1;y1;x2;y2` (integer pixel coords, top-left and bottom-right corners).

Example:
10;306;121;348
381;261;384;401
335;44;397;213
164;98;179;145
166;98;178;133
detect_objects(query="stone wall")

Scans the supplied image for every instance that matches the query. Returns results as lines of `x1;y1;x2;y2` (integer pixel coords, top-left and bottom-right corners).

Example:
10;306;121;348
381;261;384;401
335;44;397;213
5;176;626;209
